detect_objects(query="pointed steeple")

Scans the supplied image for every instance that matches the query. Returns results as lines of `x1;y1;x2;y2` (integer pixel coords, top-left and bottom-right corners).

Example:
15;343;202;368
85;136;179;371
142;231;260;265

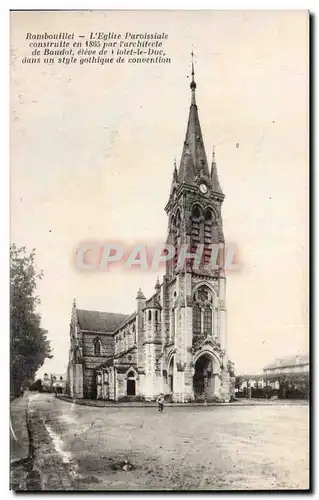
211;146;223;196
178;53;210;184
168;157;180;203
173;158;178;182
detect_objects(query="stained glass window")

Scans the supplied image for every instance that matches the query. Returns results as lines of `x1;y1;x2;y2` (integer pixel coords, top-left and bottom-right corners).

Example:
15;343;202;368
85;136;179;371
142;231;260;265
203;305;212;335
193;303;201;336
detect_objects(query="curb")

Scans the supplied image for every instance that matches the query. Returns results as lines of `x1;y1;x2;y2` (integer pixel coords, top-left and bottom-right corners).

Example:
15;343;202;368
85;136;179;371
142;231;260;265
56;396;309;409
26;402;74;490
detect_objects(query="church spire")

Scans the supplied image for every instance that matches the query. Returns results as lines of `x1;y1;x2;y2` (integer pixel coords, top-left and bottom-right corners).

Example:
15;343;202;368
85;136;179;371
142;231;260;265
211;146;224;196
190;50;196;105
173;157;178;182
178;53;210;184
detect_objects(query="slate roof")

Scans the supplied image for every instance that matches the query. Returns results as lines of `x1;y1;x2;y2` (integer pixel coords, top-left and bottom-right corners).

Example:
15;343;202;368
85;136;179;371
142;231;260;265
77;309;130;333
145;294;162;309
114;312;137;332
263;354;309;371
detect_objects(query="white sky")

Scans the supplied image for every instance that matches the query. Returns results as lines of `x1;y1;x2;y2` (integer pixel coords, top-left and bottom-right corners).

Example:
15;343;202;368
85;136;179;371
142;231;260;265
10;10;309;377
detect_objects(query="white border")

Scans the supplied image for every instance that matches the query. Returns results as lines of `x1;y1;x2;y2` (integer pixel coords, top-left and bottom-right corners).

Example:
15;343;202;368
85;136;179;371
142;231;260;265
3;3;315;499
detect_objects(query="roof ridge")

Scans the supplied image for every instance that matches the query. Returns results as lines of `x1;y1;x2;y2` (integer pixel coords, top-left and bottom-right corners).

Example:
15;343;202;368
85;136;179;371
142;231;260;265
77;308;129;316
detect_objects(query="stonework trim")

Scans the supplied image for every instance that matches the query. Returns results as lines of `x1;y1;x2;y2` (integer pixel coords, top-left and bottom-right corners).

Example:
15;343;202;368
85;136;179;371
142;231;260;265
166;348;176;369
124;366;139;378
192;281;218;302
80;329;114;335
193;347;221;365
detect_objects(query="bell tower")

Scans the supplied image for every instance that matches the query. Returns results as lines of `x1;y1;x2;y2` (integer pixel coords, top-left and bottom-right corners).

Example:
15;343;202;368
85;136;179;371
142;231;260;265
163;57;230;403
165;58;225;279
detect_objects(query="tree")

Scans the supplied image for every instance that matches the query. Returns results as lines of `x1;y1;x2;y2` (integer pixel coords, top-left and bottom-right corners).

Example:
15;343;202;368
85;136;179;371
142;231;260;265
10;244;52;395
29;379;43;392
227;360;236;377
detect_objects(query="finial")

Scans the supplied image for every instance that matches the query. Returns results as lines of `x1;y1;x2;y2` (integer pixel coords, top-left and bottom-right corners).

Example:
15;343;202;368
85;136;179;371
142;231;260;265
73;297;76;308
155;277;161;292
136;288;145;300
174;157;177;170
190;48;197;96
212;145;216;162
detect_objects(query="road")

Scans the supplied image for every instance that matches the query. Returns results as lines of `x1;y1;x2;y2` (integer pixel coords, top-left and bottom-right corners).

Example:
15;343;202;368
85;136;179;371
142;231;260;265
18;393;309;490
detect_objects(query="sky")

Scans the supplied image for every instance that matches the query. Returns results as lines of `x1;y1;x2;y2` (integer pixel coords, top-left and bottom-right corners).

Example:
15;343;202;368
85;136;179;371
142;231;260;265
10;10;309;377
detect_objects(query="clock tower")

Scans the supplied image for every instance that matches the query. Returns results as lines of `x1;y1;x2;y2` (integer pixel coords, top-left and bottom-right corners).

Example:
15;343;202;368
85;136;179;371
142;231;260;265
162;60;230;402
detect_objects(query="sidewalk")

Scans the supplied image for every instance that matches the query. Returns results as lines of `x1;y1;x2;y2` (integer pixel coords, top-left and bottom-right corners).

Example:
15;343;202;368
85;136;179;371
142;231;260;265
11;392;75;490
10;392;30;465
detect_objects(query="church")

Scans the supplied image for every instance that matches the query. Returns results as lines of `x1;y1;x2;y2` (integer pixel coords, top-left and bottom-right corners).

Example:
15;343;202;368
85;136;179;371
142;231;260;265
67;64;232;403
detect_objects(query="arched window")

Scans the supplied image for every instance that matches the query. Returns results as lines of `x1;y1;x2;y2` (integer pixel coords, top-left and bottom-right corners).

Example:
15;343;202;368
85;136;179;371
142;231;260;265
172;214;178;269
203;305;212;335
203;209;214;264
148;310;152;322
193;303;201;337
192;205;201;219
175;210;181;238
171;309;175;341
155;310;158;322
94;338;102;356
191;205;204;269
204;209;213;222
132;324;137;344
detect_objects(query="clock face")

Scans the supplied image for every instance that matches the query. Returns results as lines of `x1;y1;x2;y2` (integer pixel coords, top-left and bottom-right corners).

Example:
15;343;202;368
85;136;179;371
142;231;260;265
199;183;208;194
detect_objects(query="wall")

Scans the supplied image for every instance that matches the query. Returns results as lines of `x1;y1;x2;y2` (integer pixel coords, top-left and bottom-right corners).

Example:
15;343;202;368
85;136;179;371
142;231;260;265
82;331;114;398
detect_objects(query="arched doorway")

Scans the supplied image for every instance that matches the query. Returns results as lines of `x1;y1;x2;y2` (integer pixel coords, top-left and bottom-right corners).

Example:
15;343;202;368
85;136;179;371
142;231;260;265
168;356;174;394
126;370;136;396
193;353;215;401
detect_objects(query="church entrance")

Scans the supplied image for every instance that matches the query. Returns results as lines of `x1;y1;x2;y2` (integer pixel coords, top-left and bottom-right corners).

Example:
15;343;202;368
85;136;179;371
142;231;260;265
126;371;136;396
193;354;214;401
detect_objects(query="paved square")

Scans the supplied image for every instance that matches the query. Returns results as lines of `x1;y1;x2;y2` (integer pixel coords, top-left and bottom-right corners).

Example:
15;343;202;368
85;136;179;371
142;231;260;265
43;397;309;490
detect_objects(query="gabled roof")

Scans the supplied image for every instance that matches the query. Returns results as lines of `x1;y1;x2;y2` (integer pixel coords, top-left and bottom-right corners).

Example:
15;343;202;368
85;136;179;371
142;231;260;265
77;309;129;333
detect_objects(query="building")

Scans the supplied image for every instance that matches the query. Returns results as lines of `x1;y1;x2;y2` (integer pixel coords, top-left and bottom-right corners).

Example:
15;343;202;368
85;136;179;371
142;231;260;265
67;66;231;403
235;354;309;399
263;354;309;396
51;374;67;394
42;373;51;392
41;373;67;393
263;354;309;377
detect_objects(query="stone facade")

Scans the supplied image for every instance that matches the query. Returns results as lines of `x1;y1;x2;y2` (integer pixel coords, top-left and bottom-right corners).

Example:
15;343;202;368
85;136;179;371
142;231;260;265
67;68;231;403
